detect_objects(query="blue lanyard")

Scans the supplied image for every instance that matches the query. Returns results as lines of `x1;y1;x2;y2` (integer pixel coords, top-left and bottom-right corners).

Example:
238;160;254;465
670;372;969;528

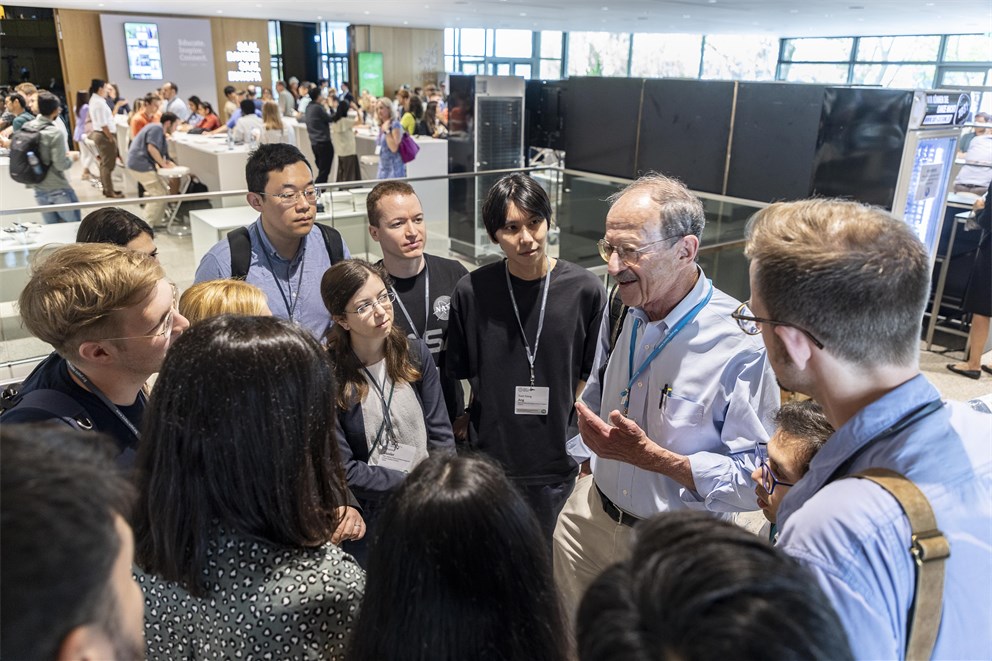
621;280;713;416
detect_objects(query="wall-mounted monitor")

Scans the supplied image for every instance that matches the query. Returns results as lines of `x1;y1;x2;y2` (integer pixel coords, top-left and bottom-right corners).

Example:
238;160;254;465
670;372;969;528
124;22;163;80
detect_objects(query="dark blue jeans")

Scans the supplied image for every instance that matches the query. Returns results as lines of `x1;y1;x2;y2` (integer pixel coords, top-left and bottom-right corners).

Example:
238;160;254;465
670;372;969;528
515;478;575;552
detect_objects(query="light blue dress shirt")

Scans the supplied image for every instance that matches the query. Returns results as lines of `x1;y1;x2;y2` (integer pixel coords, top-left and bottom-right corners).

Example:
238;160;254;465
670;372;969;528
777;374;992;660
568;269;779;518
194;218;350;339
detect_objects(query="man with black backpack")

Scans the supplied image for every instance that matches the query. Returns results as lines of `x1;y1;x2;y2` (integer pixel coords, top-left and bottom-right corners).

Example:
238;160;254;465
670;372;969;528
11;91;80;223
193;143;348;338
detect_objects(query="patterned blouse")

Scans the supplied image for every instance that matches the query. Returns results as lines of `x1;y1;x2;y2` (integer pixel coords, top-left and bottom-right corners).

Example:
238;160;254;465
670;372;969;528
136;528;365;660
376;119;407;179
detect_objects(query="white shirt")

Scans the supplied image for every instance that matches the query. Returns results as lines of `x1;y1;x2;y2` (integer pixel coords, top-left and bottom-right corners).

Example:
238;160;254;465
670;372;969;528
164;96;190;122
569;269;779;518
88;94;113;132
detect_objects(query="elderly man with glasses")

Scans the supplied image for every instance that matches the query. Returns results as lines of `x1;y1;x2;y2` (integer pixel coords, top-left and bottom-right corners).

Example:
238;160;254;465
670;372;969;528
194;143;349;338
0;243;189;467
553;172;779;617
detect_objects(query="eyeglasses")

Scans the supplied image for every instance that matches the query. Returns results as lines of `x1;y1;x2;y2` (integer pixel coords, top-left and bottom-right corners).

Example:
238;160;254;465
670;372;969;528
597;235;682;266
256;187;318;206
347;291;396;317
103;286;179;343
731;301;825;350
753;442;794;495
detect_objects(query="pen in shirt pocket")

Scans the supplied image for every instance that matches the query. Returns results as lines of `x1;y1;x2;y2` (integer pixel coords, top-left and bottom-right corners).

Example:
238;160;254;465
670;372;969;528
659;384;672;411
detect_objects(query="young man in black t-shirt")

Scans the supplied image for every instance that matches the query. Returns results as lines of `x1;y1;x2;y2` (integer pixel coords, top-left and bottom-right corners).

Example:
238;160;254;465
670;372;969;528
446;174;606;544
367;181;469;424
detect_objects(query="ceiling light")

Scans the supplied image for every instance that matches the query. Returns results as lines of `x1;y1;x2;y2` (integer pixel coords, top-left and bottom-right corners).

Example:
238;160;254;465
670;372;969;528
789;8;799;12
519;11;527;16
601;6;609;10
216;9;223;13
682;13;691;18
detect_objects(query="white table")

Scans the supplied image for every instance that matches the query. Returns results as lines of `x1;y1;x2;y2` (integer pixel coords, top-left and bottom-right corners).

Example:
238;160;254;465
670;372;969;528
0;221;80;302
171;133;250;208
0;157;45;226
355;131;448;223
290;120;316;167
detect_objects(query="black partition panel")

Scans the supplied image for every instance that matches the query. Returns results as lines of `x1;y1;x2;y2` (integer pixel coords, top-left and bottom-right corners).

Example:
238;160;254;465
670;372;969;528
726;82;826;202
526;79;567;153
564;77;643;179
636;79;735;194
810;87;914;209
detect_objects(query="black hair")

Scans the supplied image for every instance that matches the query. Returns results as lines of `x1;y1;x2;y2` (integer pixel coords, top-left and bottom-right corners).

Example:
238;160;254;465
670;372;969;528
223;85;236;96
77;207;155;246
577;511;853;661
133;315;349;596
35;91;59;116
408;94;423;120
239;97;256;117
7;92;26;110
309;86;322;102
188;94;201;108
1;424;136;661
331;99;350;123
481;173;552;241
160;111;178;126
166;80;178;93
245;142;311;195
88;78;105;95
201;100;214;114
348;454;570;661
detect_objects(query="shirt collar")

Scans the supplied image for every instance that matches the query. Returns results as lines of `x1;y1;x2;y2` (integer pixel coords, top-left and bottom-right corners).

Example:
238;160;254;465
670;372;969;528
630;265;708;331
776;373;939;529
251;217;307;264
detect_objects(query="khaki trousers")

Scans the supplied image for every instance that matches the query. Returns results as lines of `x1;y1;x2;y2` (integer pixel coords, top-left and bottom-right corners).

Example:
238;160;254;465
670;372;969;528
89;130;117;195
552;475;636;621
127;168;167;226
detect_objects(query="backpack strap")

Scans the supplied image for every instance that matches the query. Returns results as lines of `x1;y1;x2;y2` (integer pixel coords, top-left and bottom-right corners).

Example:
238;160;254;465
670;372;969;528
227;226;252;280
228;223;344;280
0;387;95;431
315;222;345;263
597;283;629;386
849;468;949;661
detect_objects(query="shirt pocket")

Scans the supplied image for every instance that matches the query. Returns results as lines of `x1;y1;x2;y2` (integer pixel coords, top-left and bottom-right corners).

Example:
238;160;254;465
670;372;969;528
658;395;706;452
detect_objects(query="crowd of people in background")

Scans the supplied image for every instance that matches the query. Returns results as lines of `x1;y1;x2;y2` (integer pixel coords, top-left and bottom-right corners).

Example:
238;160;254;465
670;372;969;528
1;71;990;661
1;74;450;223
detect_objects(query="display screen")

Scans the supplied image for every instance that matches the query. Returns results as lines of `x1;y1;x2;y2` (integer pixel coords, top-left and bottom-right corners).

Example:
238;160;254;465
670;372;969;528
124;22;163;80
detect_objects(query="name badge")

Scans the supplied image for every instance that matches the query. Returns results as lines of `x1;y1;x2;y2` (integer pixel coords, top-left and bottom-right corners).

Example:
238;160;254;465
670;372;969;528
377;443;416;473
515;386;550;415
374;144;382;156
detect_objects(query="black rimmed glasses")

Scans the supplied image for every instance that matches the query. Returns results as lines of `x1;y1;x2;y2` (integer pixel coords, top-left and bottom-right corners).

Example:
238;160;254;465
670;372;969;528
102;285;179;343
731;301;825;350
596;235;683;266
256;187;319;206
348;291;396;317
753;442;794;495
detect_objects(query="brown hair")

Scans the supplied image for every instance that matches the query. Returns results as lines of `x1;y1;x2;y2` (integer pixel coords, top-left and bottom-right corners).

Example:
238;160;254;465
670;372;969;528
261;100;282;131
745;198;929;366
320;260;420;409
179;280;269;324
366;180;417;227
18;244;164;357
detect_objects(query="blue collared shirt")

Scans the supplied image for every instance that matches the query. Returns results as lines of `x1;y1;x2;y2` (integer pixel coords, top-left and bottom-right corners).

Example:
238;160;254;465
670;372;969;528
194;218;350;338
777;374;992;660
568;269;779;518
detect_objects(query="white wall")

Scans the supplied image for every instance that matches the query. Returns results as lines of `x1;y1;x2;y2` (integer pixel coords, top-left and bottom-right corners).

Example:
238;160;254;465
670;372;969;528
99;14;218;109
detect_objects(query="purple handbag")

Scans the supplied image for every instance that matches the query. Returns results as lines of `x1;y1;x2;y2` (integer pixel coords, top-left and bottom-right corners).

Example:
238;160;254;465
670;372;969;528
398;132;420;164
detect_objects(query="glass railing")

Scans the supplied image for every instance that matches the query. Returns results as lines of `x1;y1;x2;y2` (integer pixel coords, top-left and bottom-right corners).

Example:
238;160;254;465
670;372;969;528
0;166;765;379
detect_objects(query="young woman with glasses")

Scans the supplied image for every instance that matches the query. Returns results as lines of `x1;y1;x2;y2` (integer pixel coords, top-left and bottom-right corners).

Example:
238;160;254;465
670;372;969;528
321;259;455;567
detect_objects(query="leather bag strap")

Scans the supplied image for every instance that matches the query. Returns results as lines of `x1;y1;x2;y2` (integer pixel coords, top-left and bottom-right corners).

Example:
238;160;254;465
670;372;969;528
850;468;950;661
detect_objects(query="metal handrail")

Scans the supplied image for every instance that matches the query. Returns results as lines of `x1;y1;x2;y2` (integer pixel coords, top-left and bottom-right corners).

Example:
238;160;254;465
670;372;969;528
1;165;562;217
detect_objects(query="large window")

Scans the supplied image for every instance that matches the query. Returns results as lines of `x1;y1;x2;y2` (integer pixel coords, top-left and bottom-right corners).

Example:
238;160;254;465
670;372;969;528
778;33;992;93
701;35;777;81
319;23;349;89
630;34;702;78
268;21;283;84
566;32;631;77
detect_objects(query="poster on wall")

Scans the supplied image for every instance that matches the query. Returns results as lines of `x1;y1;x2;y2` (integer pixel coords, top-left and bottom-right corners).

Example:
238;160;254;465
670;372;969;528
124;22;164;80
358;52;384;98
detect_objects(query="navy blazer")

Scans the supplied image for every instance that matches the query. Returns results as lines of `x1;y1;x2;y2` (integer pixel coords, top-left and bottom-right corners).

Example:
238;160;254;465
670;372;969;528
336;338;455;502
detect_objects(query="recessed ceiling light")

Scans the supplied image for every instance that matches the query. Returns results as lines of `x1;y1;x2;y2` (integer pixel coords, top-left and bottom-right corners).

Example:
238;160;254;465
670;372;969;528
316;15;322;19
519;11;526;16
601;5;609;10
403;20;408;24
682;13;691;18
789;8;799;12
364;10;370;14
216;9;223;13
708;0;717;3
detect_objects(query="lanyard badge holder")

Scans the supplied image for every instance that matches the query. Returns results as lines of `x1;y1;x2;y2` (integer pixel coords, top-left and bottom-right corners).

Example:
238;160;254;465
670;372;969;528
505;258;552;416
363;365;416;473
620;282;713;417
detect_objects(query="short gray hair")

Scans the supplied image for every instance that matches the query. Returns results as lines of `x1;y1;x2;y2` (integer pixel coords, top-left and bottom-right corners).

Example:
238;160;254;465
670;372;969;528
608;172;705;240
